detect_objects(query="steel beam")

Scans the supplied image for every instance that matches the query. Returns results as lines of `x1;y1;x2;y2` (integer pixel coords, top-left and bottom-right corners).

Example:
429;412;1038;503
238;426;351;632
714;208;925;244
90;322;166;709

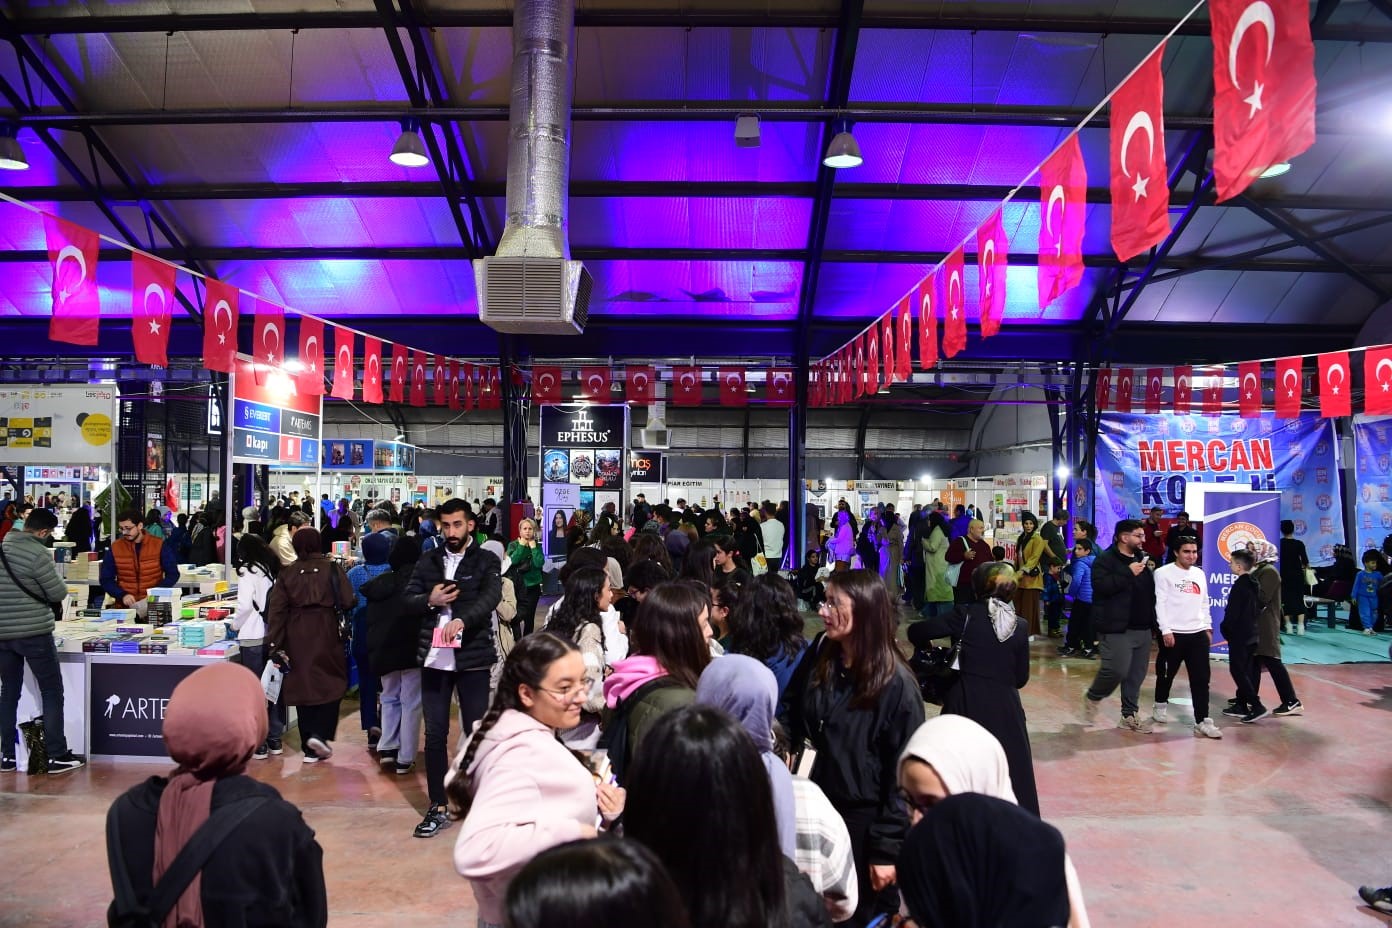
1236;196;1392;301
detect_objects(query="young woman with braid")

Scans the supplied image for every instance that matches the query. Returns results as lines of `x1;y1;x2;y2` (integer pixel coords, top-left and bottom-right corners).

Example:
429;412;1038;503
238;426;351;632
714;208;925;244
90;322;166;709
446;633;626;928
546;567;613;749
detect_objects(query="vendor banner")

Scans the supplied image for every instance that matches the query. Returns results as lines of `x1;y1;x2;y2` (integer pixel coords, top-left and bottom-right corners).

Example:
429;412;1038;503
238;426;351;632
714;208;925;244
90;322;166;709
0;385;115;464
1094;413;1343;564
1352;417;1392;554
1194;487;1281;652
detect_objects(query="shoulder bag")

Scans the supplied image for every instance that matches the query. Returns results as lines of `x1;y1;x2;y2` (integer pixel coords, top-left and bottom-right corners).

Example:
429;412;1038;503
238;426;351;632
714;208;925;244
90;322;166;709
909;608;971;706
0;542;63;621
327;563;352;643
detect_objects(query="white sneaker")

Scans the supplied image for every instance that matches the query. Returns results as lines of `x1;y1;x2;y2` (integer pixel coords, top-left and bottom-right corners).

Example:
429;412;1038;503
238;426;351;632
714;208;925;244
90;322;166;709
1152;703;1168;723
1194;718;1223;739
1083;695;1102;725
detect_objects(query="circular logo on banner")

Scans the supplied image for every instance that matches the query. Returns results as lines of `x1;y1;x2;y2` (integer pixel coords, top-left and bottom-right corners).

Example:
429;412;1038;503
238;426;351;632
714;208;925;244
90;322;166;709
1294;520;1308;536
77;412;113;446
1292;469;1306;485
1178;418;1196;435
1316;494;1333;511
1217;521;1266;563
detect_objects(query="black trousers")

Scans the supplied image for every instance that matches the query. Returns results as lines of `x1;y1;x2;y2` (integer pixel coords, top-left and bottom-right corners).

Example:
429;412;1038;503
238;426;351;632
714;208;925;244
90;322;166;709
1251;654;1298;707
1154;631;1211;721
837;805;901;928
1225;639;1260;709
512;583;542;639
295;701;341;757
1064;601;1095;651
421;666;491;807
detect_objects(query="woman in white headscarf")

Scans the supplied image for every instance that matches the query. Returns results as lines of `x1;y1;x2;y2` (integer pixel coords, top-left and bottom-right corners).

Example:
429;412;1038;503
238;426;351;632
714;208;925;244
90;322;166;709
906;561;1037;815
897;714;1091;928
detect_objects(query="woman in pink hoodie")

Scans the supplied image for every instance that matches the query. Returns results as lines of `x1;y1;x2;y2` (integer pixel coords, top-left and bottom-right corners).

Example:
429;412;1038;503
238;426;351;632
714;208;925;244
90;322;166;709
446;633;625;928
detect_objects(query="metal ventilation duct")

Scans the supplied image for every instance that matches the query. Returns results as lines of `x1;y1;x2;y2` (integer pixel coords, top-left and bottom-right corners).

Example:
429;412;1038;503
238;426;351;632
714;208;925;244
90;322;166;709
476;0;592;335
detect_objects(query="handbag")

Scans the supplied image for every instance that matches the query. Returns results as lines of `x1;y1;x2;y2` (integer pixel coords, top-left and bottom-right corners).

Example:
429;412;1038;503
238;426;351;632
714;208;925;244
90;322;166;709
752;553;769;576
909;610;971;706
327;563;352;643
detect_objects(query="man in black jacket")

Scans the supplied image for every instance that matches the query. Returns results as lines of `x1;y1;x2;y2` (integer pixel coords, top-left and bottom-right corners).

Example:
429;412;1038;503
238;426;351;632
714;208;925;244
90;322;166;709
1084;519;1159;733
404;498;501;838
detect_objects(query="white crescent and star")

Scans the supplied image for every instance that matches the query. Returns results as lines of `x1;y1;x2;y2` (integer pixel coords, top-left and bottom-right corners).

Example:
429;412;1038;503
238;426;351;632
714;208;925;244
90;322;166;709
1377;358;1392;393
1120;110;1156;201
1046;186;1066;256
142;283;166;335
539;372;556;393
773;373;790;395
1242;371;1259;399
260;321;281;363
303;335;320;373
212;299;232;346
55;245;87;301
1177;374;1191;396
921;291;933;325
1327;361;1346;394
725;373;742;392
680;372;696;391
588;374;606;394
632;371;650;392
1229;1;1276;118
948;270;963;319
337;344;351;372
367;352;379;387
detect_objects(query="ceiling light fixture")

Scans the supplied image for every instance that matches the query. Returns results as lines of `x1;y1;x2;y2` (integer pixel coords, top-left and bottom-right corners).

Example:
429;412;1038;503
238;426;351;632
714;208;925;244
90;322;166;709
822;119;863;169
734;113;761;148
1258;162;1291;179
0;124;28;171
389;119;430;168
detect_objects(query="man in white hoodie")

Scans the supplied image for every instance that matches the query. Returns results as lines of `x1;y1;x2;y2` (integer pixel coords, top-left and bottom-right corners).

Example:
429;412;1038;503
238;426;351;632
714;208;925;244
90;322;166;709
1152;540;1221;739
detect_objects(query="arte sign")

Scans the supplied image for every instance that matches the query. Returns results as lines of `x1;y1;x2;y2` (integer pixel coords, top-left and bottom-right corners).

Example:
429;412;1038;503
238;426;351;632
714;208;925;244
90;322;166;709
629;452;663;483
88;658;205;758
232;356;321;467
0;386;115;463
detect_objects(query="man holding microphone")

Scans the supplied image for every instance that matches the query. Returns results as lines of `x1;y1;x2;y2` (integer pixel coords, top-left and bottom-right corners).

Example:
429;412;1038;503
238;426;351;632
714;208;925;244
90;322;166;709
1084;519;1159;732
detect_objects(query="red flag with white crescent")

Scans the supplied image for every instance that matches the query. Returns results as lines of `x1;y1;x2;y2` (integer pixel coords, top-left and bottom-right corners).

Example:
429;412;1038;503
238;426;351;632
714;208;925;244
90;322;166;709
856;335;870;398
1317;351;1351;418
941;247;967;358
767;367;794;406
1096;367;1113;412
1172;365;1193;415
362;338;383;404
253;300;285;370
626;366;656;405
130;251;175;367
672;366;703;406
977;211;1008;338
448;360;461;411
865;328;880;393
1144;368;1164;414
44;214;101;347
880;314;896;387
1211;0;1316;202
895;296;913;380
1115;368;1134;414
917;275;938;371
1274;356;1302;418
533;366;562;404
1202;371;1224;417
581;367;611;403
296;316;325;396
1038;135;1087;308
410;350;427;407
1238;361;1262;418
330;326;355;400
389;344;407;404
719;367;747;407
432;355;447;406
1365;349;1392;417
809;365;824;409
482;366;501;409
1110;46;1172;261
462;364;476;411
202;278;239;374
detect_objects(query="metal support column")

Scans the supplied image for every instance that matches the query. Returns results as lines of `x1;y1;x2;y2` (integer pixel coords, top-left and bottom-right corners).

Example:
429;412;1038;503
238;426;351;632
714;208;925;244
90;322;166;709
788;377;808;572
500;337;530;520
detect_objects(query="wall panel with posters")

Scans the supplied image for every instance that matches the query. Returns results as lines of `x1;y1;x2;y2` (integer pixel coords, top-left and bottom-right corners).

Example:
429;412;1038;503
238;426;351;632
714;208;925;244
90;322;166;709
1353;417;1392;555
539;405;629;540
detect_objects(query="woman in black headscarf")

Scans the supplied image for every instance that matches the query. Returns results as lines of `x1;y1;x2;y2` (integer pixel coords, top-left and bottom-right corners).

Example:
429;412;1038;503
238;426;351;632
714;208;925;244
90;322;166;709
897;793;1070;928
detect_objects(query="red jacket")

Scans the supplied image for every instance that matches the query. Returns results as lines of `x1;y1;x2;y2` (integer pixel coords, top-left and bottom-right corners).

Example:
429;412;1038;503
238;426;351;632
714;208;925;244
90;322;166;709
945;536;994;592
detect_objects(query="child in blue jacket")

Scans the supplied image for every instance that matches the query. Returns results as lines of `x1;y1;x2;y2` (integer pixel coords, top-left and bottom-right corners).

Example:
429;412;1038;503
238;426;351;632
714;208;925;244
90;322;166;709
1354;550;1383;634
1061;538;1096;657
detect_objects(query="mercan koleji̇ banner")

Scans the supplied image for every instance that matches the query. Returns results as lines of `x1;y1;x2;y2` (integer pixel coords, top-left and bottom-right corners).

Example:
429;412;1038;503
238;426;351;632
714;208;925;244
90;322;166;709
1352;417;1392;554
1094;413;1344;563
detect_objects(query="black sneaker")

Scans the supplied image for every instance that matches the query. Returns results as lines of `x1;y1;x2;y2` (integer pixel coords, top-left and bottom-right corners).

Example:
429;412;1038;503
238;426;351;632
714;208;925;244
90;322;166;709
1057;646;1077;657
0;757;15;773
1082;648;1099;659
413;805;451;838
367;726;382;752
1226;697;1244;708
266;739;283;755
253;743;269;760
1274;700;1304;717
378;750;398;770
394;761;415;776
1221;704;1249;718
1360;885;1392;913
1241;705;1271;724
46;753;86;775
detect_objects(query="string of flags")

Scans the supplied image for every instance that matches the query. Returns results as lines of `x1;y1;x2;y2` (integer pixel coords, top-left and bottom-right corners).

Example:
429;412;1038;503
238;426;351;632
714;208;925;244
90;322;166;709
812;0;1318;399
1095;347;1392;420
528;364;796;407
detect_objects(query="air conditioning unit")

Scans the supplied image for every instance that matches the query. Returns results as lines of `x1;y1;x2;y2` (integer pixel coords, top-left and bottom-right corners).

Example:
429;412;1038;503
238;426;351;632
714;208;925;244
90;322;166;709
639;415;670;450
474;256;593;335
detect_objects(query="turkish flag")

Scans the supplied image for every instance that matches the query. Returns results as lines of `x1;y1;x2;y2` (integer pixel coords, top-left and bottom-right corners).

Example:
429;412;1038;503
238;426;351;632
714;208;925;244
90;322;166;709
866;327;882;393
768;367;794;406
895;296;913;379
719;367;747;407
483;366;502;409
856;335;870;397
331;326;355;400
296;316;325;396
202;278;239;373
880;314;896;387
1366;349;1392;416
1238;361;1262;418
130;251;175;367
977;211;1008;338
673;366;703;406
942;249;968;358
809;365;825;408
533;365;562;404
252;300;285;370
389;344;408;403
1275;356;1302;418
462;364;476;411
1038;135;1087;308
917;275;939;370
410;350;427;407
1110;46;1171;261
1144;368;1164;414
448;360;461;411
432;355;447;406
1211;0;1316;202
581;367;611;403
1173;365;1193;414
1115;367;1134;414
44;214;101;346
363;338;384;404
1096;367;1113;412
1318;351;1351;418
626;366;656;405
1202;372;1224;417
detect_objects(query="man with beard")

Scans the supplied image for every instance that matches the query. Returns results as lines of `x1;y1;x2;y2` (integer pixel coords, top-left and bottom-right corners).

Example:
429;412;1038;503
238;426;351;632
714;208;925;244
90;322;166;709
404;498;501;838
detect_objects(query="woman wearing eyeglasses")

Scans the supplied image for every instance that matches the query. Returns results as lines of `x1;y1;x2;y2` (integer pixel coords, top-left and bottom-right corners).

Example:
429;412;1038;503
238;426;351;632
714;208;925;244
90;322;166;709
447;633;625;928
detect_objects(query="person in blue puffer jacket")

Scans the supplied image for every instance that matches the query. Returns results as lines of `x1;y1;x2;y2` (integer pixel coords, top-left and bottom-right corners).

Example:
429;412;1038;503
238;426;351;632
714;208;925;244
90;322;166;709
1061;538;1096;658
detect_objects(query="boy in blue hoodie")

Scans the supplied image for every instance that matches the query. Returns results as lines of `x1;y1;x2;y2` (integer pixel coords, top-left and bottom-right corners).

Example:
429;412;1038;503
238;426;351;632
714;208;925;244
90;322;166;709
1354;550;1383;634
1043;562;1065;638
1061;538;1096;657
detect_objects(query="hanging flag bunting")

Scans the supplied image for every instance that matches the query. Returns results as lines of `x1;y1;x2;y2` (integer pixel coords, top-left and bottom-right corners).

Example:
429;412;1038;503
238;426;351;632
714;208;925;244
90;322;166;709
719;366;747;407
768;367;794;406
44;214;101;347
1095;367;1113;412
533;365;562;404
865;327;881;392
1202;371;1224;416
432;355;447;406
1274;356;1302;418
1172;364;1193;414
331;326;355;401
842;349;855;404
479;366;501;409
1115;367;1134;414
672;366;703;406
810;365;825;409
253;300;285;370
1365;348;1392;416
130;251;175;367
1238;360;1262;418
1144;367;1164;414
296;316;325;396
363;338;384;404
942;247;967;358
581;366;611;403
977;211;1009;339
856;336;869;398
1210;0;1317;202
880;313;896;387
448;359;461;411
1317;351;1351;418
626;366;656;405
462;363;476;411
917;275;938;371
1110;45;1172;261
202;278;239;374
896;295;913;379
1038;135;1087;308
410;350;427;407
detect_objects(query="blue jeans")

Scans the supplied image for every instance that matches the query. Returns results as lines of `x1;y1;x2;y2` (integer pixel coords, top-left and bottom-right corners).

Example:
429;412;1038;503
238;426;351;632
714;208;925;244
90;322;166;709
237;643;287;742
0;634;69;759
919;600;953;618
351;612;379;731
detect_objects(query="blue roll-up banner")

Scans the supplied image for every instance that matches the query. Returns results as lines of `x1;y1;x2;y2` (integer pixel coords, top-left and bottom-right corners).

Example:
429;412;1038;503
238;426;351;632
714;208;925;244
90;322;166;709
1353;417;1392;555
1193;487;1282;653
1094;413;1344;565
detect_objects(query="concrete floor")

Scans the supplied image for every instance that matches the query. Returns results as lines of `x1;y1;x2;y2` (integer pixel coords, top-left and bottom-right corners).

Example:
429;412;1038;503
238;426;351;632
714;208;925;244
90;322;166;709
3;638;1391;927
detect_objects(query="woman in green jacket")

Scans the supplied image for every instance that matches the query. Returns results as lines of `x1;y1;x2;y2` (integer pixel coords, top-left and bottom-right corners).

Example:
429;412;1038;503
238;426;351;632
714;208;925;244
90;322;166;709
506;518;546;638
920;510;955;618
